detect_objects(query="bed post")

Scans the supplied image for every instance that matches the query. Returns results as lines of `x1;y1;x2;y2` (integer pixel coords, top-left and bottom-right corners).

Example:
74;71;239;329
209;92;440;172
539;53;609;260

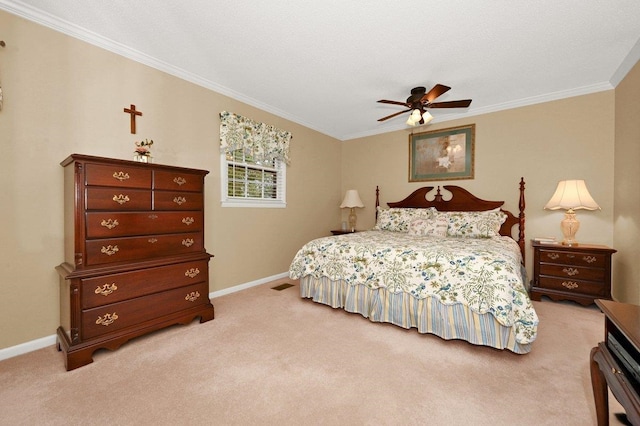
518;177;526;263
375;186;380;221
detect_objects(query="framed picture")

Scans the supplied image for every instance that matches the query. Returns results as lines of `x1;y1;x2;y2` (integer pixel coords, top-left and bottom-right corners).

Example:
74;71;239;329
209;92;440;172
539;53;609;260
409;124;475;182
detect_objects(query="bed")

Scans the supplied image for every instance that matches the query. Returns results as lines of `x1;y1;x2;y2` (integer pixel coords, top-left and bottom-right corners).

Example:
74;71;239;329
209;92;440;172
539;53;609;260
289;178;538;353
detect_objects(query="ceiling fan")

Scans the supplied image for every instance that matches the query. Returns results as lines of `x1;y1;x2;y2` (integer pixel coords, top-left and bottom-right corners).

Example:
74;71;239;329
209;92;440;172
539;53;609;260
377;84;472;126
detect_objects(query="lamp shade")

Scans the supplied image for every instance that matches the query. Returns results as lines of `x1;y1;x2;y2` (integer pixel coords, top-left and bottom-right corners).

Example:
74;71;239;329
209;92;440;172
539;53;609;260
544;180;600;211
340;190;364;208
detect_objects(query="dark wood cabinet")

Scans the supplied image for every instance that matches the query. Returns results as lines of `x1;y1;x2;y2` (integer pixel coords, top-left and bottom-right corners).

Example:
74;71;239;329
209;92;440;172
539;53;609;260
330;229;359;235
590;299;640;425
530;241;616;306
56;154;214;370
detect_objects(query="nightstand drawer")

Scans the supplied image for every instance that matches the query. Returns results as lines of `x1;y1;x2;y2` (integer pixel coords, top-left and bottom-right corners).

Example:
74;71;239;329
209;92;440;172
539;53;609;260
538;249;606;268
539;264;605;281
537;276;608;297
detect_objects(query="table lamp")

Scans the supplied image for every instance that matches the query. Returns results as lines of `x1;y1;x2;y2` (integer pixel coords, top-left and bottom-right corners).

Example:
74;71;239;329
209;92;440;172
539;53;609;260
544;179;600;246
340;189;364;232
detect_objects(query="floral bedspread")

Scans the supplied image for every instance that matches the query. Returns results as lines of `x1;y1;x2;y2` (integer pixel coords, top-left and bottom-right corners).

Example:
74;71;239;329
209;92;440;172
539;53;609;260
289;231;538;344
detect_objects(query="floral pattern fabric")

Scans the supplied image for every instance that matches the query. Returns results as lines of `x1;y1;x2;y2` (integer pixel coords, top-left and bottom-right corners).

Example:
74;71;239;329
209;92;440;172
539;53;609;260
408;216;449;237
289;231;538;345
439;210;507;238
219;111;292;164
373;207;436;232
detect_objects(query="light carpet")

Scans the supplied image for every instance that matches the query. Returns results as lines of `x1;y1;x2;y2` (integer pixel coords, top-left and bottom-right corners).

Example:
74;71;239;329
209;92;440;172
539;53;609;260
0;279;627;425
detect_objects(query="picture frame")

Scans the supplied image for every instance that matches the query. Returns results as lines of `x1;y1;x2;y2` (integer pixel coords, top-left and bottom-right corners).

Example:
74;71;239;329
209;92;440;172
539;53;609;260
409;124;475;182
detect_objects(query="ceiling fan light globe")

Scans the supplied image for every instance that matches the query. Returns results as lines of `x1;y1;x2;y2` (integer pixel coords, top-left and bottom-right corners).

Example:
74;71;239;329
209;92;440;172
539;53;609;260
410;109;422;121
422;111;433;124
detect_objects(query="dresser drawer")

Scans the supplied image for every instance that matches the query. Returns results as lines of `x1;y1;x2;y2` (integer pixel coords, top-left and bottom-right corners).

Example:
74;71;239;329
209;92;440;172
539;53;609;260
85;163;152;189
81;281;209;340
85;232;204;266
154;170;203;192
538;249;606;268
539;264;605;281
85;188;152;211
154;191;203;210
537;276;608;298
86;211;203;238
81;259;209;309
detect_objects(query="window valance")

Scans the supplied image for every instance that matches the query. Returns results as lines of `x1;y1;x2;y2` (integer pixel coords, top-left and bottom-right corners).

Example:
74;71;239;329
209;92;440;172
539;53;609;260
219;111;292;165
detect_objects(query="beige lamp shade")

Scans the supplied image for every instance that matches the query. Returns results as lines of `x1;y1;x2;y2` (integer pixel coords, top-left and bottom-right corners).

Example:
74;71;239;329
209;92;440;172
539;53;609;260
544;180;600;211
340;190;364;208
340;190;364;232
544;180;600;246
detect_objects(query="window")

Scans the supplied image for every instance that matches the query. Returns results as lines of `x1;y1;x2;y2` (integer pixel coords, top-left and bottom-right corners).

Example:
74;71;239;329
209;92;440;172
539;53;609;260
218;111;291;208
220;149;286;208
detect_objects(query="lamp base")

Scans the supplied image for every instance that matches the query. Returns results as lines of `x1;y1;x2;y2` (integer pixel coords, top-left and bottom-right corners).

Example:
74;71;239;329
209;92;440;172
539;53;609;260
560;210;580;246
348;208;357;232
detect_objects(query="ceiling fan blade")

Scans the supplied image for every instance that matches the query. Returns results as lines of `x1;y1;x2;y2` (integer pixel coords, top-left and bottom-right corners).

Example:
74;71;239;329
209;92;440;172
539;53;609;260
377;109;412;122
429;99;472;108
377;99;408;106
421;84;451;103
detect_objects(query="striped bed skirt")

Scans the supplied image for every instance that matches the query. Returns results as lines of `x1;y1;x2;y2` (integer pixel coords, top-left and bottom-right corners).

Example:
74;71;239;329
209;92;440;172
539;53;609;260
299;276;531;354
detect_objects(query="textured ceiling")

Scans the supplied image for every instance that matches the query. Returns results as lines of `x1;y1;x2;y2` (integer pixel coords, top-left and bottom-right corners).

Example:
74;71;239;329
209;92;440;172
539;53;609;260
3;0;640;140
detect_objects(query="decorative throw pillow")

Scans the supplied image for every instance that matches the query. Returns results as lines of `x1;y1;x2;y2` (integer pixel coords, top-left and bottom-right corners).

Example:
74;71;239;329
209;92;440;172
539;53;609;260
374;207;436;232
407;217;449;237
439;210;508;238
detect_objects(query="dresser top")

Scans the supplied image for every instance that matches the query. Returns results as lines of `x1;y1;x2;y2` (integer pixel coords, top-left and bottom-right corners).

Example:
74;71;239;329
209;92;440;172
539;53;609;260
60;153;209;175
531;240;616;253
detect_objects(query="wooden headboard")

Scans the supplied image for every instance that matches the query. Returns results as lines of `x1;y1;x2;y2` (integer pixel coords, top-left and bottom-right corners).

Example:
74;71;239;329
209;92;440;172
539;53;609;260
375;178;526;260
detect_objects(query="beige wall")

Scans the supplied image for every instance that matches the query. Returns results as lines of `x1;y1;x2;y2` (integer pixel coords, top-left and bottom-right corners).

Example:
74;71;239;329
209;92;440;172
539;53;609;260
2;8;637;351
614;59;640;305
342;92;616;283
0;10;342;349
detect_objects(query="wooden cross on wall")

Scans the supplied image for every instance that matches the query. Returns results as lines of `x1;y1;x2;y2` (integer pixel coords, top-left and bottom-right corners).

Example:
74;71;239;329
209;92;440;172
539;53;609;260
123;104;142;134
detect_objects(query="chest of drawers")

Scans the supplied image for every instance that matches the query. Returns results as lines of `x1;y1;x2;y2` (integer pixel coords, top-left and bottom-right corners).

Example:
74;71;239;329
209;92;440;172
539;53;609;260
56;154;214;370
530;241;616;306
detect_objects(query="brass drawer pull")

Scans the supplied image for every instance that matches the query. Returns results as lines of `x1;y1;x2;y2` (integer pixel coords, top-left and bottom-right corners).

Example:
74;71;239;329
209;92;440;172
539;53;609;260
174;177;187;186
101;245;119;256
173;196;187;205
148;238;158;243
185;268;200;278
546;253;560;260
562;281;579;290
182;238;195;247
182;217;195;226
100;219;119;229
96;312;119;326
148;214;158;219
185;291;200;302
112;194;130;205
95;283;118;296
583;255;597;263
112;171;130;181
562;267;579;276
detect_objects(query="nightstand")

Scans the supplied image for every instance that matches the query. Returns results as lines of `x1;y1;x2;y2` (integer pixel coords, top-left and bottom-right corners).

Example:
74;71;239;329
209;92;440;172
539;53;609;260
530;241;616;306
330;229;358;235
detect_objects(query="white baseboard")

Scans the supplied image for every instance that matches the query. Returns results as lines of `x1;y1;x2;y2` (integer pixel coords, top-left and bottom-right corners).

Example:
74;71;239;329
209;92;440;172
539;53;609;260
0;272;290;362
